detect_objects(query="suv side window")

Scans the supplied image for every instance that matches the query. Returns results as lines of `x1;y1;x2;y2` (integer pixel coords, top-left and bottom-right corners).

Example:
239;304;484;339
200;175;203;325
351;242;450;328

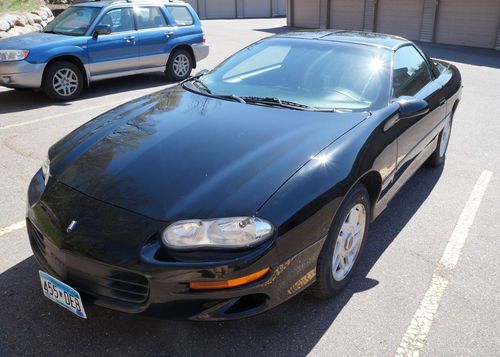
166;6;194;26
97;8;135;33
392;45;433;98
134;7;168;29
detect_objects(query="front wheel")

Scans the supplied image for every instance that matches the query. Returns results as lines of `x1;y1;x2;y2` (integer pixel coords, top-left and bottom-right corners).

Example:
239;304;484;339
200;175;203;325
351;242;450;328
166;49;193;82
43;61;84;101
308;183;370;299
426;115;452;167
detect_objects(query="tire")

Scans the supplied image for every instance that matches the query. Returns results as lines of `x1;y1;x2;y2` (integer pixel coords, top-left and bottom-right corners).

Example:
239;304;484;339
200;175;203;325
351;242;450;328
42;61;84;101
426;114;452;167
166;49;193;82
308;183;371;299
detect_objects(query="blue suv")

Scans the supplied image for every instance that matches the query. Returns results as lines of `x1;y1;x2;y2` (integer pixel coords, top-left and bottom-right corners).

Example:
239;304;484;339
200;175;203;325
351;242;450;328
0;0;208;100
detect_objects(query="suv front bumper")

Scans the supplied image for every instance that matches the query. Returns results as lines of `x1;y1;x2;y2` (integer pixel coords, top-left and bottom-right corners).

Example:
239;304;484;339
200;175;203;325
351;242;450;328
0;60;45;88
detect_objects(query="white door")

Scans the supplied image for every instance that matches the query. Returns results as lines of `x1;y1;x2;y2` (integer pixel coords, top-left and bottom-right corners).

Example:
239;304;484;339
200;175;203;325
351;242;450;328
243;0;271;18
205;0;236;19
435;0;500;48
376;0;425;40
329;0;364;30
293;0;320;28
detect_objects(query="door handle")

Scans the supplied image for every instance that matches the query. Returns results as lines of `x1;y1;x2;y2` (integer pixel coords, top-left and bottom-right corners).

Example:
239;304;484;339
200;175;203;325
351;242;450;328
439;97;446;106
123;36;135;43
164;31;174;37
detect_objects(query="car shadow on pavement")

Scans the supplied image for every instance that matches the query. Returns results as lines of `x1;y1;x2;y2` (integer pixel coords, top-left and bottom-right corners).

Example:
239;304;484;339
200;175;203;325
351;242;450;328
0;73;172;116
0;165;443;356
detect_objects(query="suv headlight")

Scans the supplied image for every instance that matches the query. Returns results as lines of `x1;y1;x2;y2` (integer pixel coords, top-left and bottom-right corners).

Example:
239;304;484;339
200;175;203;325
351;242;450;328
162;217;274;250
0;50;30;62
41;156;50;185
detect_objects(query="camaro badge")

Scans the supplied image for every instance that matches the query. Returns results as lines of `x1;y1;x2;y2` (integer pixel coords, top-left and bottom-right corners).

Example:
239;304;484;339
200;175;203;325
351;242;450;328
66;220;77;233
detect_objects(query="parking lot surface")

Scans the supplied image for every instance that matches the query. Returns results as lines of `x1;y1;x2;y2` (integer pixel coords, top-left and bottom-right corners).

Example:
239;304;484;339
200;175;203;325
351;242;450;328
1;18;499;356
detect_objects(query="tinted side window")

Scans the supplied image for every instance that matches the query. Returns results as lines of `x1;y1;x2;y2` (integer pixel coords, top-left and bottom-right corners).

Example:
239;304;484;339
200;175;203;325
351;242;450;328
135;7;168;29
98;8;134;33
166;6;194;26
392;46;433;98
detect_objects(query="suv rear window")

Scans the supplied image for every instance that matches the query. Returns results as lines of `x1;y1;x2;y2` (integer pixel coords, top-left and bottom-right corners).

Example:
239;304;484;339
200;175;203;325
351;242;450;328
166;6;194;26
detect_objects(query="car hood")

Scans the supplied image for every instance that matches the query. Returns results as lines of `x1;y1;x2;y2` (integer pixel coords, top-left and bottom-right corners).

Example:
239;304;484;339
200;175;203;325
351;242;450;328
51;86;368;221
0;32;78;50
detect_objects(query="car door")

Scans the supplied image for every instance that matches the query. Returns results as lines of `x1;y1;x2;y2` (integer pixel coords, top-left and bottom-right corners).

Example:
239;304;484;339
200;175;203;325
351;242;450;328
87;7;139;77
391;45;447;185
133;6;172;69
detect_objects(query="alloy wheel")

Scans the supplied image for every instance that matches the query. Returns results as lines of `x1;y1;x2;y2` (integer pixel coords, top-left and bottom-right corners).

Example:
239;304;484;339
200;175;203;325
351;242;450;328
52;68;79;97
172;54;190;77
439;116;452;157
332;203;367;281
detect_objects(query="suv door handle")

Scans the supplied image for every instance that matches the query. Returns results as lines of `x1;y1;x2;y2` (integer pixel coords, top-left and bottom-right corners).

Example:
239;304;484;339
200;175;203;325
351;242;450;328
124;36;135;43
164;31;174;37
439;97;446;106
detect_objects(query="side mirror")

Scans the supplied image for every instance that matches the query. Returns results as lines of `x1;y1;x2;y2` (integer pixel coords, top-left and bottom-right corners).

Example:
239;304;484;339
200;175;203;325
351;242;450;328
93;24;111;38
396;97;429;119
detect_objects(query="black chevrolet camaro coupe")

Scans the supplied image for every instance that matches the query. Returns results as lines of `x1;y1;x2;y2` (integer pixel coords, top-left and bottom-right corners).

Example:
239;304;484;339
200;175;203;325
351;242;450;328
27;31;462;320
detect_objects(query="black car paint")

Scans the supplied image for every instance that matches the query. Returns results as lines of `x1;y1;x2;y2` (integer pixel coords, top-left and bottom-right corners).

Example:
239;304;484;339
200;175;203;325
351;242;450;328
27;32;462;320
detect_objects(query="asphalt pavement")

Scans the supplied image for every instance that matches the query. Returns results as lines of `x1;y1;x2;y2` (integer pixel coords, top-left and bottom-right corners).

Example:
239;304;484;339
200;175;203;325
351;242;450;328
0;18;499;356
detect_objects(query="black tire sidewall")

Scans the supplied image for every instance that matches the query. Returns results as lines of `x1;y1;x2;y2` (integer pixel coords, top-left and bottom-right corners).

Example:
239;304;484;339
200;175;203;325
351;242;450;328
166;49;193;82
314;184;371;297
43;61;84;101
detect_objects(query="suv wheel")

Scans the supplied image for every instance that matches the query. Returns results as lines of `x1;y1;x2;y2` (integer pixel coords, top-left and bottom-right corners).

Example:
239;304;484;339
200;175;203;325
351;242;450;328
166;49;193;82
43;61;84;101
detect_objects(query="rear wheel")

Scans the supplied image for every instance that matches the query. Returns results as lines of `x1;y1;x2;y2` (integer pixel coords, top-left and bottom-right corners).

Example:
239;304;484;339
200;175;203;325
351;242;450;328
308;183;370;298
426;114;452;167
43;61;84;101
166;49;193;82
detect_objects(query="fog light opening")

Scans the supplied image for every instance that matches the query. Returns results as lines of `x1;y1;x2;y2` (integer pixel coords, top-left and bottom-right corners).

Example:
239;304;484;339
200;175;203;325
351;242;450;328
189;267;270;290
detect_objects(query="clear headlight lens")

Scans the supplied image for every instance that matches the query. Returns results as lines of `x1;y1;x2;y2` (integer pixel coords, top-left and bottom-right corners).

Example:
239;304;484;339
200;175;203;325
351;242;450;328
162;217;274;250
41;156;50;185
0;50;30;62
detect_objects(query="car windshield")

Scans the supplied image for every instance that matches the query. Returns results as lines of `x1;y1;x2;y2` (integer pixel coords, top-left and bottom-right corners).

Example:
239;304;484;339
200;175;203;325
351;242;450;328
43;6;101;36
196;38;391;111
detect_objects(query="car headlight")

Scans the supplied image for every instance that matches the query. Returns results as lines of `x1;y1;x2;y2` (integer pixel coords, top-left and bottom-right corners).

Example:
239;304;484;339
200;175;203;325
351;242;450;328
162;217;274;250
0;50;30;62
41;156;50;185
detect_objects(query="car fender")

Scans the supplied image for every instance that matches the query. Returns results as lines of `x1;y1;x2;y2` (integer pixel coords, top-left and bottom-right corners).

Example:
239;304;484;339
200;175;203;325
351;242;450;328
41;47;91;85
257;104;401;260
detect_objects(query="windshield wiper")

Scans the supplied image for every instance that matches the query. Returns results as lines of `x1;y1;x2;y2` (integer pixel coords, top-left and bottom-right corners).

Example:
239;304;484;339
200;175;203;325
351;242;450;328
241;96;334;111
182;80;246;104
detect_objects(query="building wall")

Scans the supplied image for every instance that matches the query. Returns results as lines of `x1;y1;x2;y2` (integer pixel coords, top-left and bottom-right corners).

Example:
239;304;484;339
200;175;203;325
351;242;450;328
287;0;500;49
188;0;287;19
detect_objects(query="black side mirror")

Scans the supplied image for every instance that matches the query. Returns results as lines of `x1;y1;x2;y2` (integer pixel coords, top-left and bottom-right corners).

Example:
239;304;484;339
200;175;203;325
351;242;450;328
396;97;429;119
93;24;111;38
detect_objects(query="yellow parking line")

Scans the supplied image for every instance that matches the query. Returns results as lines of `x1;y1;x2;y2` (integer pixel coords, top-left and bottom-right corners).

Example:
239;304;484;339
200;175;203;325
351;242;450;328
0;220;26;237
0;100;125;131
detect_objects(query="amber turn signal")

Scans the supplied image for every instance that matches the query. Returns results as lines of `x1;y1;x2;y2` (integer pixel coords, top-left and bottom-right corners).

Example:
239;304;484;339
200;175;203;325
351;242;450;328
189;267;270;290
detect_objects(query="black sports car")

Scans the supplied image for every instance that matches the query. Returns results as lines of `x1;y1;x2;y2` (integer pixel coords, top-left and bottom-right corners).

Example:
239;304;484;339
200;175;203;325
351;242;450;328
27;31;462;320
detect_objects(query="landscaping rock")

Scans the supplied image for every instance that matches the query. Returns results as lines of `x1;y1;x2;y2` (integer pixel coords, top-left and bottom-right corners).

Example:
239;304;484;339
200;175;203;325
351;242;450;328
0;19;10;32
0;6;54;37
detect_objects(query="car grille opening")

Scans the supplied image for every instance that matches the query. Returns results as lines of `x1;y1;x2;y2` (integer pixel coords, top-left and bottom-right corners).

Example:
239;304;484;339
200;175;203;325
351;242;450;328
27;220;149;305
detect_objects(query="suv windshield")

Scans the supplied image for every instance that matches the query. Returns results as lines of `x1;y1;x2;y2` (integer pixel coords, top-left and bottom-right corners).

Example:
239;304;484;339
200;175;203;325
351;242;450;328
43;6;101;36
197;38;391;111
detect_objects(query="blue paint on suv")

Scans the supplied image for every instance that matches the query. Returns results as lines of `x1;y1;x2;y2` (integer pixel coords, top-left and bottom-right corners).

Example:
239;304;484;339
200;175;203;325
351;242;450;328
0;0;209;100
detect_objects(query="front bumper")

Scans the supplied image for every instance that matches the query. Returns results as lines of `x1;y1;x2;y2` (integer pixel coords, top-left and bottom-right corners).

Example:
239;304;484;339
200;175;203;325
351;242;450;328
0;60;45;88
27;171;324;321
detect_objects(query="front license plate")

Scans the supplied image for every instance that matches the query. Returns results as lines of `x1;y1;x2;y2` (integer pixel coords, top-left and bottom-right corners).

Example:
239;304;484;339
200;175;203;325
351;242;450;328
39;270;87;319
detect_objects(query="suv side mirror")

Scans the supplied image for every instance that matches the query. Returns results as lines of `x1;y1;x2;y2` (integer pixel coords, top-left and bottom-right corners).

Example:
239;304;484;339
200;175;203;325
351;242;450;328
396;97;429;119
93;24;111;38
